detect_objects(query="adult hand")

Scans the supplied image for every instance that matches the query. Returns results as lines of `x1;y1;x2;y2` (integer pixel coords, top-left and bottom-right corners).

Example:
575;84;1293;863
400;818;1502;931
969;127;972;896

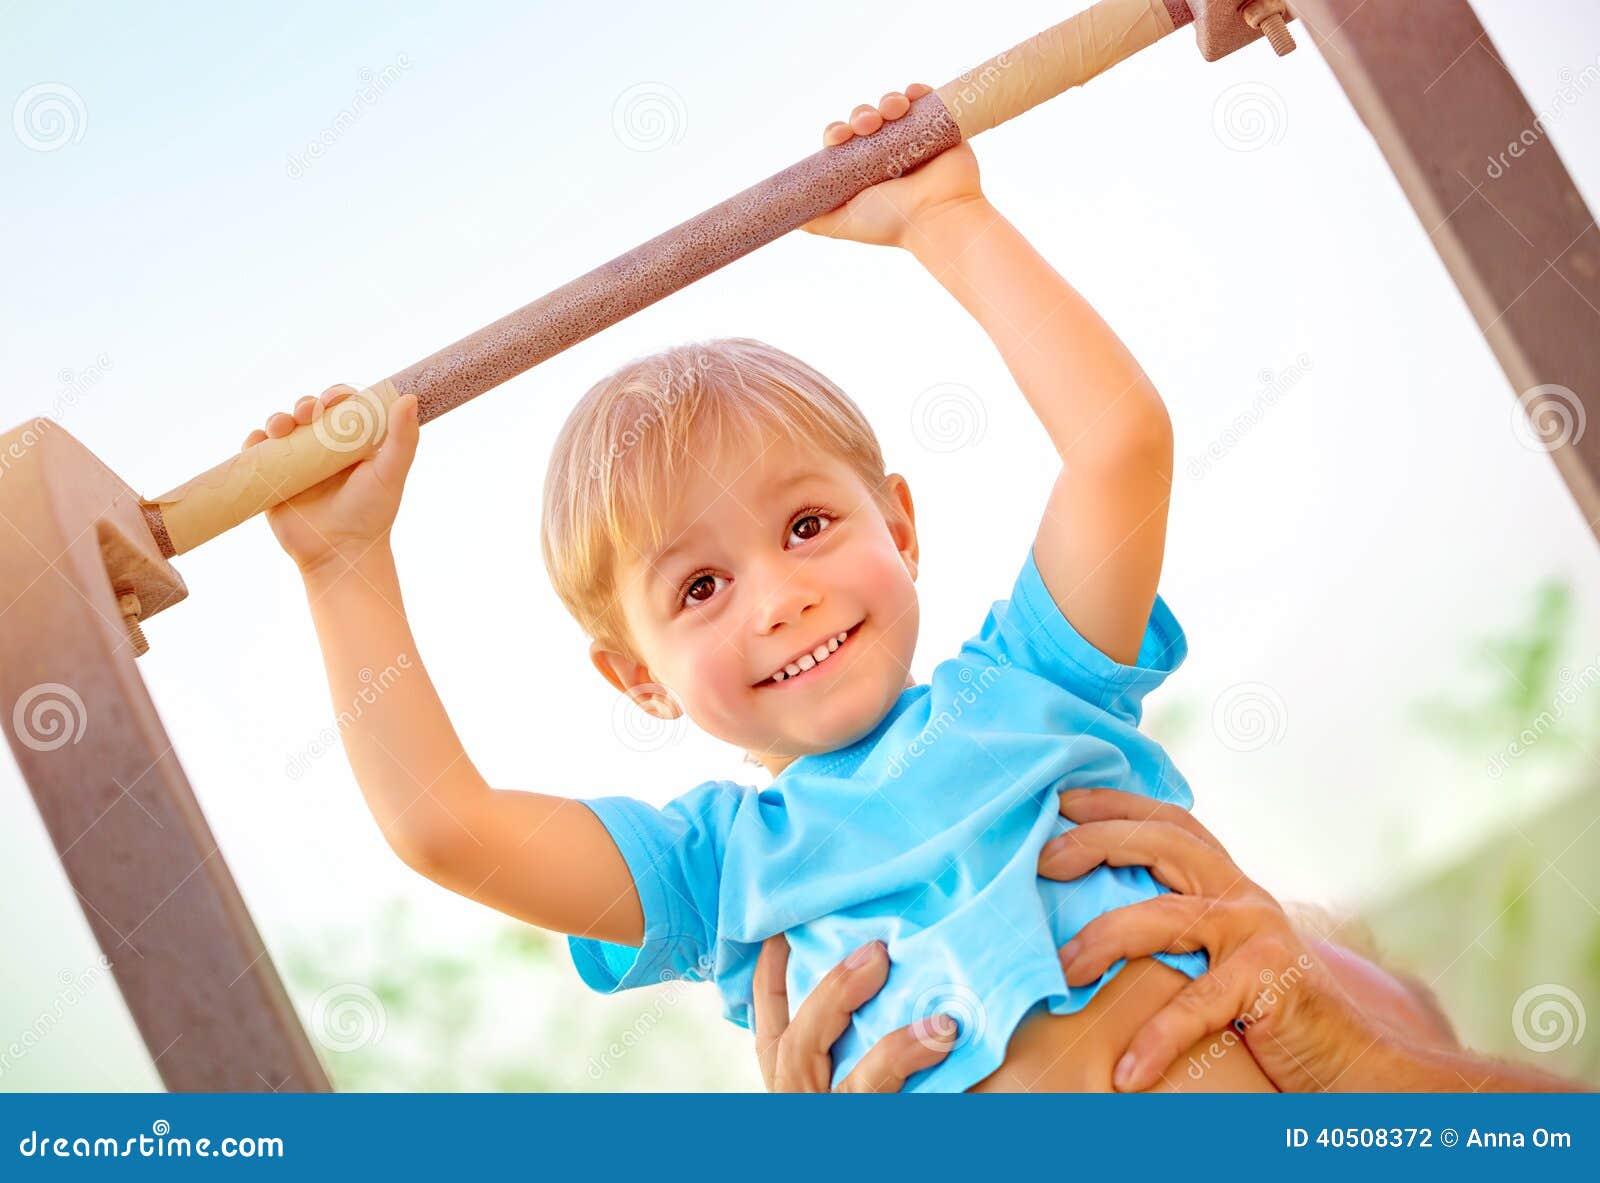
752;934;959;1091
1038;787;1380;1092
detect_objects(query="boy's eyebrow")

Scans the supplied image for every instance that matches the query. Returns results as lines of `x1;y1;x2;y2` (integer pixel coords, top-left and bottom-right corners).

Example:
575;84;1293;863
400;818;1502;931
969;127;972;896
644;469;833;572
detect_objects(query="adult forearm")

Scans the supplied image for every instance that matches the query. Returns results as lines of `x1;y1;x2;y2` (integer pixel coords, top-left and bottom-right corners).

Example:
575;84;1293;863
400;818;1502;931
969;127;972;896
1338;1034;1589;1093
300;544;489;862
906;196;1169;463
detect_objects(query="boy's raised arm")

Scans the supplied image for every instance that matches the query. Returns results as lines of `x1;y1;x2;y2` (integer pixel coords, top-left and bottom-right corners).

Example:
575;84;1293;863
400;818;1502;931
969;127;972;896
907;196;1173;666
247;386;644;946
808;90;1173;666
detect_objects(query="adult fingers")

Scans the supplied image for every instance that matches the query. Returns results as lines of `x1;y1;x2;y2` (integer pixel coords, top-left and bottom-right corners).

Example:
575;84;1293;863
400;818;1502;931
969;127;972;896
1039;818;1242;899
752;935;792;1090
1058;894;1250;987
773;940;888;1091
1057;787;1227;852
835;1016;957;1092
1113;936;1288;1092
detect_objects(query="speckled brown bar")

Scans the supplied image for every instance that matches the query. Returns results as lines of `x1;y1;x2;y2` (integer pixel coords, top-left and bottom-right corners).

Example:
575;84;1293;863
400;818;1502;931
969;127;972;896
1163;0;1194;28
388;92;963;424
140;500;175;558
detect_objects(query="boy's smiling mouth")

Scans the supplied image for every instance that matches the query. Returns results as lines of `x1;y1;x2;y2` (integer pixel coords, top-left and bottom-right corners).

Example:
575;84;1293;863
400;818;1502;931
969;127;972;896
755;620;863;688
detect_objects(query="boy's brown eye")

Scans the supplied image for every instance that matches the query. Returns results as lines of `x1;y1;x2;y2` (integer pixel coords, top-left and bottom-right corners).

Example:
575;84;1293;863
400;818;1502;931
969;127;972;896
686;576;715;602
791;513;830;542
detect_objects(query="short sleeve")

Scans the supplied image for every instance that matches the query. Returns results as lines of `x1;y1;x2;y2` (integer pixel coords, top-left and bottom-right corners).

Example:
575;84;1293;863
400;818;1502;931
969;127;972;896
963;544;1188;726
566;780;747;994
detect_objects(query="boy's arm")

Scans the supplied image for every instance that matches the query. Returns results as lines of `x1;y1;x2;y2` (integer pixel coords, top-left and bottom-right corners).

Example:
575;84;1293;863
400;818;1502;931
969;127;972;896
301;546;643;945
907;198;1173;666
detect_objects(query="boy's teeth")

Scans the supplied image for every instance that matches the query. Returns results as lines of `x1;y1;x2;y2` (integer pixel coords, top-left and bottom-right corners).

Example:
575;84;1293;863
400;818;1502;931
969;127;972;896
768;627;855;684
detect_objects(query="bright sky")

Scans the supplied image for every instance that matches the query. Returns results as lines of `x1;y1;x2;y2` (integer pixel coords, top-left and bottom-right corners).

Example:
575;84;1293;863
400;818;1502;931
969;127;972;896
3;0;1599;1088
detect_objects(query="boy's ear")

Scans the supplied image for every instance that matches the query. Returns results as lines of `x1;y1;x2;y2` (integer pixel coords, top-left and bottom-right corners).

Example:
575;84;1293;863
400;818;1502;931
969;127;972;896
589;641;683;720
882;472;919;581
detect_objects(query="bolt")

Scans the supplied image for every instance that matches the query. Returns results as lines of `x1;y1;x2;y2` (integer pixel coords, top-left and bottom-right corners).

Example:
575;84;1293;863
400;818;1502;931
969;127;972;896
1240;1;1297;56
117;591;148;658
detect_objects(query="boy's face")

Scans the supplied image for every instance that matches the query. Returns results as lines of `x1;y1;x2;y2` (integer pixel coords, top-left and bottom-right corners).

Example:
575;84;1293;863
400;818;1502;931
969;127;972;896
595;427;920;774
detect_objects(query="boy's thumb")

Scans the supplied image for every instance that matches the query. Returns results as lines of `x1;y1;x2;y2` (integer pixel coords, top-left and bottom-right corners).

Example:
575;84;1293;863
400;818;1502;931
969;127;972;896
371;393;420;482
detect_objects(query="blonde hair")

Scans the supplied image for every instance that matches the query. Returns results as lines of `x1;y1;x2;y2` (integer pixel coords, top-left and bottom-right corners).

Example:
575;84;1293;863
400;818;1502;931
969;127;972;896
541;338;889;659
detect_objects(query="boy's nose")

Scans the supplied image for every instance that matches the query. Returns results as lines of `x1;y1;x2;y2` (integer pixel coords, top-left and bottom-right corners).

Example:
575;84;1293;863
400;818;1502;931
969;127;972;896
755;570;822;635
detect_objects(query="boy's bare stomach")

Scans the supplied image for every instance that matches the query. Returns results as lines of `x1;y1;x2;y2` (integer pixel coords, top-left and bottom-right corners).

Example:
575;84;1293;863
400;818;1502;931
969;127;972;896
968;957;1277;1092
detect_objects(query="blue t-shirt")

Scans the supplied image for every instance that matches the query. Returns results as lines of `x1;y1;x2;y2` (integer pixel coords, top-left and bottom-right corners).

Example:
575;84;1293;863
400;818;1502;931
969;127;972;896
568;545;1206;1091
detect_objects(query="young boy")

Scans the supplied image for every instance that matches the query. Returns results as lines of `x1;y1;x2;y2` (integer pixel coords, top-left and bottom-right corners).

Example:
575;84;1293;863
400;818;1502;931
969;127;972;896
247;85;1271;1092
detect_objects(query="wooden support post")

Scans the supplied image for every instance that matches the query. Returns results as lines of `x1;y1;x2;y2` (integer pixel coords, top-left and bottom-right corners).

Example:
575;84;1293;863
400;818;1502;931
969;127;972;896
0;419;329;1091
1295;0;1600;541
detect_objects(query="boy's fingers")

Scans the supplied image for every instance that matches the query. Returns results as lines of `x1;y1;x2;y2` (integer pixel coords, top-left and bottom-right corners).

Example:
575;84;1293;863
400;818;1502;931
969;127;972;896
849;104;883;135
264;411;297;439
879;91;909;120
293;396;319;426
241;429;267;452
823;120;852;147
